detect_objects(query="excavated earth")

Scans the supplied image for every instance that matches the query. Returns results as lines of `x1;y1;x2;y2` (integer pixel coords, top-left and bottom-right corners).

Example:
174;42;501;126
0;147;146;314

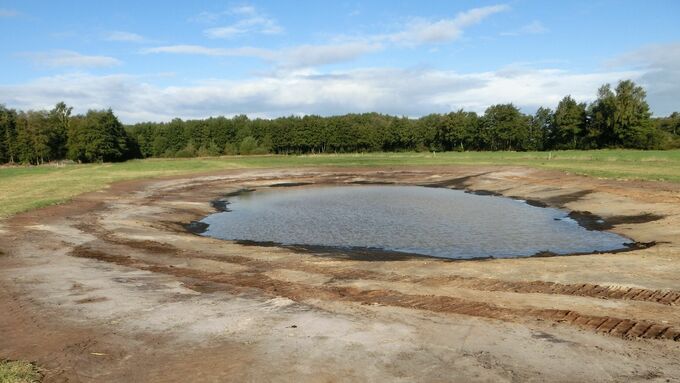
1;166;680;382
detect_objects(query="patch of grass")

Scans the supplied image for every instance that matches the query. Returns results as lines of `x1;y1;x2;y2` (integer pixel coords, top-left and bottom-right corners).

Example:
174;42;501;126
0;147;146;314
0;150;678;219
0;360;41;383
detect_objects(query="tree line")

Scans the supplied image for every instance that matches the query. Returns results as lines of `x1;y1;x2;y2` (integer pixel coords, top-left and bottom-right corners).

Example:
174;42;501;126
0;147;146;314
0;103;136;164
1;80;679;165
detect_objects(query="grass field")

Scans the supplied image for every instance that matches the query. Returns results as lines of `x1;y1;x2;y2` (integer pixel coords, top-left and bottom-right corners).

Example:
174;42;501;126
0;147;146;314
1;150;679;219
0;360;41;383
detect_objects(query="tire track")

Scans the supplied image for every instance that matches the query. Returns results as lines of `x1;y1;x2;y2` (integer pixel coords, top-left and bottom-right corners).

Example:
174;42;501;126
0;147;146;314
73;225;680;308
417;277;680;306
70;245;680;342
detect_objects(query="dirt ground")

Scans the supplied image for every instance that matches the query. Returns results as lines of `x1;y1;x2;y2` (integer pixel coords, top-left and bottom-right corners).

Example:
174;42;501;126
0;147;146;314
1;166;680;382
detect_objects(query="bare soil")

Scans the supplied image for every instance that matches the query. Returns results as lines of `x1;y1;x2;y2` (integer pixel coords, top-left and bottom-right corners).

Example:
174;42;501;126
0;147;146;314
1;166;680;382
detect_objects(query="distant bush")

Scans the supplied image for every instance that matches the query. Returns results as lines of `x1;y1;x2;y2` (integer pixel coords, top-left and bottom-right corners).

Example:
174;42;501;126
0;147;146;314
223;142;239;155
174;142;196;158
197;141;222;157
239;136;259;155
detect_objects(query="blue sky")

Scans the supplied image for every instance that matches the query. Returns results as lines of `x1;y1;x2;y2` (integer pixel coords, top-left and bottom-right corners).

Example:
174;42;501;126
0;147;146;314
1;0;679;122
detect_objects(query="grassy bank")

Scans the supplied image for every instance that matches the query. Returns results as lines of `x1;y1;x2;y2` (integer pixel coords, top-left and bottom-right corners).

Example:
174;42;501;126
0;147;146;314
1;150;679;219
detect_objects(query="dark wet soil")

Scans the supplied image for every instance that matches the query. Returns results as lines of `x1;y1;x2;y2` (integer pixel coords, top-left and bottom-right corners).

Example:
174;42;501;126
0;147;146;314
234;240;444;262
568;211;664;231
268;182;313;188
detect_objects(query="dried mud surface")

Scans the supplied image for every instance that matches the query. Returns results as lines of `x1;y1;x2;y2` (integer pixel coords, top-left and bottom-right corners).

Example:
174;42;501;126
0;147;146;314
1;166;680;382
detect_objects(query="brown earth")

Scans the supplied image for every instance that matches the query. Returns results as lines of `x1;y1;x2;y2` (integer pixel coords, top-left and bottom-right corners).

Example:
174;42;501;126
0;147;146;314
1;166;680;382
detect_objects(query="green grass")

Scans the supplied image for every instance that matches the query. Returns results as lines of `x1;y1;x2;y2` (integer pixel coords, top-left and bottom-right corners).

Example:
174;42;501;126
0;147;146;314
0;360;41;383
1;150;679;219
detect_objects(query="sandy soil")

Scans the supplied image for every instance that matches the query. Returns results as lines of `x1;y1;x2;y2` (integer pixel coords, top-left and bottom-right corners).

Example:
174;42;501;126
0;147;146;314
1;166;680;382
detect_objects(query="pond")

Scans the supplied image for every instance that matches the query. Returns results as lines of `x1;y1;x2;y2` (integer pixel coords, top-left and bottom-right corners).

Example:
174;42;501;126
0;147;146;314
198;185;630;260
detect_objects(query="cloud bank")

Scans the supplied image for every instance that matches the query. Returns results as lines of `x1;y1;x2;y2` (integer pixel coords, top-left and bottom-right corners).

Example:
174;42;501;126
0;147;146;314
0;66;642;123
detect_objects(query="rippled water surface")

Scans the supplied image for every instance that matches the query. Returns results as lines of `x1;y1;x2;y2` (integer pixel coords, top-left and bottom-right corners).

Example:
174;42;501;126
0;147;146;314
200;185;630;259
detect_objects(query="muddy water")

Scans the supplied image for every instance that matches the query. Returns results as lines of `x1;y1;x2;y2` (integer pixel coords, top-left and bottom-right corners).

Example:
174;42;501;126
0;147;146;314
200;185;630;259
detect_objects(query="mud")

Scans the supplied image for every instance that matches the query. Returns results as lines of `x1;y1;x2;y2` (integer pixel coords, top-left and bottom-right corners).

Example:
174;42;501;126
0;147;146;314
568;210;665;231
233;240;430;262
183;221;210;234
268;182;313;188
1;166;680;382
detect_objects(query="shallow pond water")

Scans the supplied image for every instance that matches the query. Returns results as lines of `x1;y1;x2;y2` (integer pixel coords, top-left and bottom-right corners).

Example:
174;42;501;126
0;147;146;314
199;185;630;260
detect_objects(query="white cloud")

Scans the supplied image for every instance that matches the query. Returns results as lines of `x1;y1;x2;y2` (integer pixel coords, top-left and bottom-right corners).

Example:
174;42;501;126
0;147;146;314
203;26;242;39
149;5;507;68
382;4;510;45
0;8;19;17
521;21;549;34
190;5;257;23
188;11;223;24
204;16;282;38
501;20;548;36
144;4;510;68
230;5;256;16
106;31;146;43
141;42;380;68
142;45;226;56
19;50;122;68
140;45;275;59
280;42;382;67
196;4;282;38
0;65;642;123
143;45;223;56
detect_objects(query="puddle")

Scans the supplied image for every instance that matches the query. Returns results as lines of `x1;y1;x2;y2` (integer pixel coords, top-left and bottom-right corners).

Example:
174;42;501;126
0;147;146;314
198;185;631;260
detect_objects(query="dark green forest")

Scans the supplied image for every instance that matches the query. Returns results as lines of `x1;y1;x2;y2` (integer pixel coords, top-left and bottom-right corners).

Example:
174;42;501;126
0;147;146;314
1;80;679;165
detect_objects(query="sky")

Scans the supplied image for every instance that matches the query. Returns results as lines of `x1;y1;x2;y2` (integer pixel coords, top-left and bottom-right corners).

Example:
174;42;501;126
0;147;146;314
0;0;679;123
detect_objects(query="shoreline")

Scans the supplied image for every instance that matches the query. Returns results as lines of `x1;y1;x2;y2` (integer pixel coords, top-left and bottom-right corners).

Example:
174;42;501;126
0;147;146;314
187;181;655;260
